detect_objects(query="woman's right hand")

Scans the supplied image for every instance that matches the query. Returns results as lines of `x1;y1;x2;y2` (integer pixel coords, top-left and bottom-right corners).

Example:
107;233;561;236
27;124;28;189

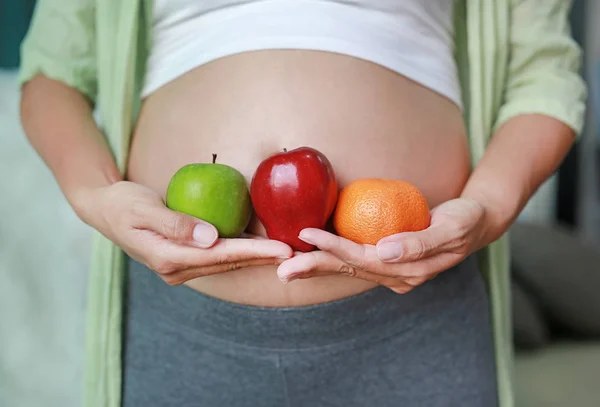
73;181;293;285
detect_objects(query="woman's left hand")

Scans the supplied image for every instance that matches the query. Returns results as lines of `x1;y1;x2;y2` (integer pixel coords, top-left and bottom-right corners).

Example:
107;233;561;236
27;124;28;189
277;198;490;293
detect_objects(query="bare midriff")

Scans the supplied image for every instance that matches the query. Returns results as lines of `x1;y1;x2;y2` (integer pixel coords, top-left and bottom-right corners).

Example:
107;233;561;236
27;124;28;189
127;50;471;307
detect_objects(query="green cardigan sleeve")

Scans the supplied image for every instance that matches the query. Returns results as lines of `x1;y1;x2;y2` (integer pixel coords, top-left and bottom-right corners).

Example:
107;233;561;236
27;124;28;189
18;0;98;103
495;0;587;134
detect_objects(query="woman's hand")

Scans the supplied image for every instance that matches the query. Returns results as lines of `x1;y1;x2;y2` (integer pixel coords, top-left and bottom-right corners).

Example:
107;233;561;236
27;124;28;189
277;198;489;293
74;181;293;285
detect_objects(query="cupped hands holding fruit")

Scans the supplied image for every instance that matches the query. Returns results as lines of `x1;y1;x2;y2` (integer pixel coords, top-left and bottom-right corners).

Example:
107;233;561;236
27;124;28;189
75;155;292;287
138;145;488;292
271;159;490;295
244;145;487;294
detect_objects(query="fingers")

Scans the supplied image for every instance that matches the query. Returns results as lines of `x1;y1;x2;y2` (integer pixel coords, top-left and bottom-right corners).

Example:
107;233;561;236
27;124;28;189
298;228;375;269
163;258;284;286
138;204;219;248
375;198;486;264
140;235;293;284
211;238;294;263
297;228;443;279
277;250;411;293
376;224;454;263
276;249;459;294
277;250;342;282
148;236;292;272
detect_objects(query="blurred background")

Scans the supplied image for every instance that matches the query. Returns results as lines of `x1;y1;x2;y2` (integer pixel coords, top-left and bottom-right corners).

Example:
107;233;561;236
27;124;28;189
1;1;599;406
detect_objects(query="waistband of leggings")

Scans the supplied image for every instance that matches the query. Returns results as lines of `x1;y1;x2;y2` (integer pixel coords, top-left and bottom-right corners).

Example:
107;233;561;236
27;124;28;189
126;255;479;350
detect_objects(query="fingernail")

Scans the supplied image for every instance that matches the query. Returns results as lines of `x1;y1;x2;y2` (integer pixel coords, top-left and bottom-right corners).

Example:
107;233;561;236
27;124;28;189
193;223;217;246
298;229;314;244
377;242;402;262
298;230;315;244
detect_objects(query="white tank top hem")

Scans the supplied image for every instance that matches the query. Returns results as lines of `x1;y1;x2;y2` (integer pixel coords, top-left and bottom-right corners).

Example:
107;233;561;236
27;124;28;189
143;0;462;109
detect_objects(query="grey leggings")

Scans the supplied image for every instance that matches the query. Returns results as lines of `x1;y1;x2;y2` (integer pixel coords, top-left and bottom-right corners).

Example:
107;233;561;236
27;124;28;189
122;256;498;407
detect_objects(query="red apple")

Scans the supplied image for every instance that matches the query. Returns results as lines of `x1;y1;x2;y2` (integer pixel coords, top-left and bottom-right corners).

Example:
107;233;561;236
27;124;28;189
250;147;338;252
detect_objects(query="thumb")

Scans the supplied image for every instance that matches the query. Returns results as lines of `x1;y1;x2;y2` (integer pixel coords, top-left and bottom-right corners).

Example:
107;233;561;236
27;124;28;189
147;206;218;248
376;225;450;263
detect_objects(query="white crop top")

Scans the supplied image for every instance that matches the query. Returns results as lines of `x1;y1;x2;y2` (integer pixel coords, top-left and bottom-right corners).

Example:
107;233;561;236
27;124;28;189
143;0;461;108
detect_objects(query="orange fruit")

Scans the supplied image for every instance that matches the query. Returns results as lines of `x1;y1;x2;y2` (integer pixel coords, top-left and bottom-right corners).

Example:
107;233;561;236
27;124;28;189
333;179;431;245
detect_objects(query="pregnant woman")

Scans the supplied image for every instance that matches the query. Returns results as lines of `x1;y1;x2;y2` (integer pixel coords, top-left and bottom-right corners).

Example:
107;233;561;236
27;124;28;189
19;1;585;406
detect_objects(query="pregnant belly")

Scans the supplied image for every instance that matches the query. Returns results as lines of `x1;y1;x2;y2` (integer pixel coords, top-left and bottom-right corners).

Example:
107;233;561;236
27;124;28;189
127;50;471;307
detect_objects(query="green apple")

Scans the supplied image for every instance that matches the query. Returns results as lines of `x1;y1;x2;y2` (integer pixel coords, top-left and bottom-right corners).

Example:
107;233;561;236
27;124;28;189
166;155;251;238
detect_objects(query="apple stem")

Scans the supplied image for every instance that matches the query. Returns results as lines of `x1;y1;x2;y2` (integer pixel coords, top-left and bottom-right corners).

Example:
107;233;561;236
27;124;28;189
283;148;287;153
212;153;217;164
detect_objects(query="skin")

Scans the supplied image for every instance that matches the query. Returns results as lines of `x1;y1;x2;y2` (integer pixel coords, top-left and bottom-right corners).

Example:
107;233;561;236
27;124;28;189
20;75;294;286
127;50;470;305
20;50;574;306
277;114;575;290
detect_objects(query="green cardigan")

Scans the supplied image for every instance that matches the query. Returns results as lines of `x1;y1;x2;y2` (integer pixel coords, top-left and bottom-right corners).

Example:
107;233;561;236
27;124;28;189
19;1;586;406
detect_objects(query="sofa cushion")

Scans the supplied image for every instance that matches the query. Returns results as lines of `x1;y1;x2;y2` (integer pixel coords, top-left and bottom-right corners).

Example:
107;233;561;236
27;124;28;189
510;222;600;337
511;274;550;349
